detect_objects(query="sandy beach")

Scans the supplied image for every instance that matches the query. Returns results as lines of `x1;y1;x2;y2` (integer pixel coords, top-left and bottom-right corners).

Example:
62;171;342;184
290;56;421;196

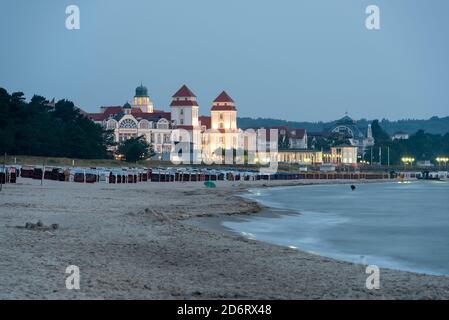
1;178;449;300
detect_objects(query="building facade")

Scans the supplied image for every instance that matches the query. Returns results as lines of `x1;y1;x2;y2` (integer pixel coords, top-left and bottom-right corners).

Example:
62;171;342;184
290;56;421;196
276;126;307;149
328;115;374;157
325;145;358;165
87;84;246;158
86;84;360;167
278;150;323;165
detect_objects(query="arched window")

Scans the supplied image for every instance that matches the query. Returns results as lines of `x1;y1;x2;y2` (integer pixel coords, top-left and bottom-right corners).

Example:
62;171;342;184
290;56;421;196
332;126;354;137
106;120;117;130
119;119;138;129
139;120;150;129
157;119;169;129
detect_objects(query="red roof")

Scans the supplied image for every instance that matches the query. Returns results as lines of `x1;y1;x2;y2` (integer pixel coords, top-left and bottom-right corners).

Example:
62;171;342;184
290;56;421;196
211;91;236;111
102;106;123;116
172;85;196;98
86;106;123;121
135;109;172;121
170;100;199;107
86;106;171;122
213;91;234;103
152;111;172;120
87;113;107;121
290;128;306;139
211;105;237;111
199;116;211;129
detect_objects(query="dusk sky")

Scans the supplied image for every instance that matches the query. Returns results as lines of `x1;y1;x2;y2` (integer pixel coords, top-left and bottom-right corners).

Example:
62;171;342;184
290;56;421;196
1;0;448;121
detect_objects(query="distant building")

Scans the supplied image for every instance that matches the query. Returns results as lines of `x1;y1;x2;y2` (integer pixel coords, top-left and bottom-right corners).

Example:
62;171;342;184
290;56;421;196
277;150;322;165
328;115;374;157
275;126;308;149
277;145;358;167
416;160;434;168
392;132;410;140
324;145;358;165
248;126;307;153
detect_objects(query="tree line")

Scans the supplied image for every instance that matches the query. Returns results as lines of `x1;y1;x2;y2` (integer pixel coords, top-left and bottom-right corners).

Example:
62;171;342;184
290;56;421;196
0;88;113;159
367;120;449;165
238;115;449;135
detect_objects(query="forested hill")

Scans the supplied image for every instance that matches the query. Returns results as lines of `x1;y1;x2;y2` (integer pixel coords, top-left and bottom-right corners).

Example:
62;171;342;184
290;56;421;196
238;116;449;135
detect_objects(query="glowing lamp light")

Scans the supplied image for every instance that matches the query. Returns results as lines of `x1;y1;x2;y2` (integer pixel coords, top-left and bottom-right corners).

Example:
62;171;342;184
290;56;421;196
401;157;415;164
436;157;449;164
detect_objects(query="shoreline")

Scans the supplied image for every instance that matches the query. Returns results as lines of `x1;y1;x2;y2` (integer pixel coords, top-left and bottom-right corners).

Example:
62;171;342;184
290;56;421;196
1;178;449;299
189;181;448;278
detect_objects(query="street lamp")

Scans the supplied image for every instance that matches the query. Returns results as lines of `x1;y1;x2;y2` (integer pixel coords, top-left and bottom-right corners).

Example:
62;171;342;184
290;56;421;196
401;157;415;169
436;157;449;169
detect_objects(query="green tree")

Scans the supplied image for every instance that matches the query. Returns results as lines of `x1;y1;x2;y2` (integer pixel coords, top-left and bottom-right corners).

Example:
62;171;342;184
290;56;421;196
118;136;151;163
0;87;112;159
371;120;391;145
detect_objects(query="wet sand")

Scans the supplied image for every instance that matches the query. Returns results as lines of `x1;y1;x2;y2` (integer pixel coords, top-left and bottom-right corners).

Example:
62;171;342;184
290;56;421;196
1;178;449;299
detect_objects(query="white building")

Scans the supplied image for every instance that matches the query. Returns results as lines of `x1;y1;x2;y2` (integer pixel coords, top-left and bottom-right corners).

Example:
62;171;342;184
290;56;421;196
205;91;241;158
88;85;173;154
329;115;374;156
87;84;245;158
328;145;358;165
392;132;410;140
275;126;307;149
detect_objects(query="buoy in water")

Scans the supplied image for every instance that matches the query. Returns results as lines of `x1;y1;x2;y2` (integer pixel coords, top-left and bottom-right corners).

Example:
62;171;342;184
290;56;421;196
351;185;356;191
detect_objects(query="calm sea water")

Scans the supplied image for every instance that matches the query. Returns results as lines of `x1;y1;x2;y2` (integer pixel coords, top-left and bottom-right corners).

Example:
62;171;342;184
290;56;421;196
224;181;449;276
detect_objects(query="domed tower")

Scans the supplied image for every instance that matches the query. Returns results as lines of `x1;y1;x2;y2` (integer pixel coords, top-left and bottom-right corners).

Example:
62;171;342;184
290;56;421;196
123;101;132;115
133;83;154;113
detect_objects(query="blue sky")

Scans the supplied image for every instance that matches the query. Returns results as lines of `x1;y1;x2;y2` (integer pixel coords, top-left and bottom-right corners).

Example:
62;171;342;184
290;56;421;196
1;0;448;121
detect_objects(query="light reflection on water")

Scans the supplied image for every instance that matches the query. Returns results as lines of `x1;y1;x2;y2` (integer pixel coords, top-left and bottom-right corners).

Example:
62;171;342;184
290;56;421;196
224;181;449;276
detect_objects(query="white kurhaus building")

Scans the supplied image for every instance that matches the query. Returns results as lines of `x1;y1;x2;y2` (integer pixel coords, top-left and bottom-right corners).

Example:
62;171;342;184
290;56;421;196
87;84;242;157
